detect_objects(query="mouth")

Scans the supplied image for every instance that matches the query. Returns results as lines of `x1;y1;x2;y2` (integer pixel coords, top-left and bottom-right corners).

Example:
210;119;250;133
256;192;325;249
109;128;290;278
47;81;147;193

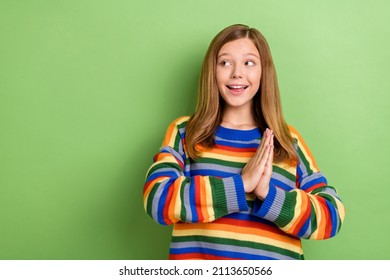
226;85;249;90
226;84;249;95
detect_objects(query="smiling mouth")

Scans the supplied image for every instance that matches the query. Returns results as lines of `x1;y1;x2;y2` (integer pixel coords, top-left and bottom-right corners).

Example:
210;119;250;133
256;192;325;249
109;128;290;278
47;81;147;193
226;85;248;90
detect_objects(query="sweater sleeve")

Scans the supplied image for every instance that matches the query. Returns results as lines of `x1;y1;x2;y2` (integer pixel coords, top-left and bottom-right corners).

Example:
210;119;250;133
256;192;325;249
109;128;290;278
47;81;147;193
143;117;248;225
252;126;346;240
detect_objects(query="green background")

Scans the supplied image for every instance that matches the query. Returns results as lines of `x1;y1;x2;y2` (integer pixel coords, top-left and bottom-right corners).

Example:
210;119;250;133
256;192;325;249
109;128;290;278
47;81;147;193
1;0;389;260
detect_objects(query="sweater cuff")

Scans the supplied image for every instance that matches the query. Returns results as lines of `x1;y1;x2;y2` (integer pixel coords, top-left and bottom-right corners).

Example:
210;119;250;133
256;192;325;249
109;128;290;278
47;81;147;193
253;182;288;223
222;175;249;214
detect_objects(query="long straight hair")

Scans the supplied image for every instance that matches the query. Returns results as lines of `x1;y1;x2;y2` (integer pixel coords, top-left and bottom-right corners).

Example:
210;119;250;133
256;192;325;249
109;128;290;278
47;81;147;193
186;24;297;164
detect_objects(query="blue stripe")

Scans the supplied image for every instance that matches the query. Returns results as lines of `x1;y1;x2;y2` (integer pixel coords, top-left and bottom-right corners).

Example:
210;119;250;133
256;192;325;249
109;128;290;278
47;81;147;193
160;147;183;163
297;215;310;238
170;247;277;260
157;178;176;225
215;140;259;149
147;171;178;182
297;165;303;185
189;177;198;222
300;177;327;191
326;200;338;237
254;183;277;217
271;178;294;191
189;169;237;178
225;212;275;226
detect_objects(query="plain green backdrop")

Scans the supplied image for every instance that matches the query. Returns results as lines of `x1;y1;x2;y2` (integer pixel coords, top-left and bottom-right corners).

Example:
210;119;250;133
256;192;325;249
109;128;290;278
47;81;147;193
1;0;389;259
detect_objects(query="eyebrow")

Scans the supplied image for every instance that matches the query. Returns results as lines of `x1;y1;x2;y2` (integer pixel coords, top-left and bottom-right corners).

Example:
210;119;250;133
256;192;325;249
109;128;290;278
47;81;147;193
217;53;260;59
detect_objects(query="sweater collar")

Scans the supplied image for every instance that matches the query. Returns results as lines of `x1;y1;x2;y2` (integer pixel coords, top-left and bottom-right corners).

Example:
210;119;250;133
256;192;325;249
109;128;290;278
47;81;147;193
215;125;261;141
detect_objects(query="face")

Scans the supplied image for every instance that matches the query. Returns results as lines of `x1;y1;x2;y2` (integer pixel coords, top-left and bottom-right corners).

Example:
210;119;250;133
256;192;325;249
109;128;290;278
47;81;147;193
216;38;261;112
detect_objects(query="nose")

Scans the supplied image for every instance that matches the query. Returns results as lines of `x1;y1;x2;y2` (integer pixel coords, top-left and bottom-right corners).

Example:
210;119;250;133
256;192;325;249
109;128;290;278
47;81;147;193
231;65;243;79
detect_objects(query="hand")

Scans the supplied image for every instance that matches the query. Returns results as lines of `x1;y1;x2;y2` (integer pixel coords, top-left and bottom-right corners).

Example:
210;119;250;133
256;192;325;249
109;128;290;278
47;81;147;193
253;132;274;200
241;128;273;193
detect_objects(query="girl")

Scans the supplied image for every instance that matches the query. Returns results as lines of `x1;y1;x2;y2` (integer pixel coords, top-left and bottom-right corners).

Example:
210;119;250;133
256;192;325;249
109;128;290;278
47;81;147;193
143;24;345;260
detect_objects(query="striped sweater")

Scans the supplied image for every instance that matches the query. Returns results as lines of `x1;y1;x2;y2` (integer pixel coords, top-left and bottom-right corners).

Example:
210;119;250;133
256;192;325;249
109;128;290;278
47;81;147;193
143;116;345;260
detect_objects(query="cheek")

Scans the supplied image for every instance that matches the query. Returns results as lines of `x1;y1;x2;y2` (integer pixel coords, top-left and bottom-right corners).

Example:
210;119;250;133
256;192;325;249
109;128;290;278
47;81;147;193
215;70;227;89
250;70;262;87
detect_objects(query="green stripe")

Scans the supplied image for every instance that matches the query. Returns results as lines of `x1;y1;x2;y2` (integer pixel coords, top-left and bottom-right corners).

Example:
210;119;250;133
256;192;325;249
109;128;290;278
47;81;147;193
309;202;318;237
209;177;227;219
193;157;245;168
146;181;161;216
147;161;182;177
274;190;297;227
177;119;188;130
173;129;182;151
320;193;337;207
298;146;313;175
273;165;295;181
179;180;187;221
172;235;303;259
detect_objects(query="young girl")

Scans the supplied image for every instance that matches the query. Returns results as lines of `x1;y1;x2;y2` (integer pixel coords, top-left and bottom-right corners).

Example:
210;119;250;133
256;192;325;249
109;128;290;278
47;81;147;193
143;24;345;260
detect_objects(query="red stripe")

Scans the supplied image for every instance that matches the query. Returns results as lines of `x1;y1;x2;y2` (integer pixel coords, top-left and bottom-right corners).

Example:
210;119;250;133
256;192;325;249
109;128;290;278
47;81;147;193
143;180;152;193
291;195;311;236
305;182;327;193
214;144;256;153
317;196;332;238
163;183;175;225
194;176;204;222
217;217;286;235
169;253;238;260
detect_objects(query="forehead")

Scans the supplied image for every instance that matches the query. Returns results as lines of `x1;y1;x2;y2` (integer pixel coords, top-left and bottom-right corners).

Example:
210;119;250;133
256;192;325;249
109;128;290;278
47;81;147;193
218;38;259;57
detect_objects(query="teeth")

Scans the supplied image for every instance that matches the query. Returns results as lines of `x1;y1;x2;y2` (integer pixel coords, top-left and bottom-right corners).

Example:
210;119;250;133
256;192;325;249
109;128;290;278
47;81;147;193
228;85;247;89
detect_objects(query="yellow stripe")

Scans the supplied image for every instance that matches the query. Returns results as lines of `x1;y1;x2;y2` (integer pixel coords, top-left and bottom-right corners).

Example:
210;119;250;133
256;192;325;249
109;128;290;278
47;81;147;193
281;190;303;232
173;179;184;222
273;161;296;177
203;179;215;222
172;228;303;254
307;193;322;240
146;157;179;178
200;152;251;163
335;198;346;221
290;131;319;172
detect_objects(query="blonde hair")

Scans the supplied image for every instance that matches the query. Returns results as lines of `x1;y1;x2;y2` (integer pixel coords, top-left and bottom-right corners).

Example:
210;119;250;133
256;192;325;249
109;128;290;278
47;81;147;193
186;24;297;164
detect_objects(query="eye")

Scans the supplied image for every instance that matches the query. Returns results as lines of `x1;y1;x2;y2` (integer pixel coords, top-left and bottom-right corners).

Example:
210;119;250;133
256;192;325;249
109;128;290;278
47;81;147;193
219;60;232;66
245;60;255;66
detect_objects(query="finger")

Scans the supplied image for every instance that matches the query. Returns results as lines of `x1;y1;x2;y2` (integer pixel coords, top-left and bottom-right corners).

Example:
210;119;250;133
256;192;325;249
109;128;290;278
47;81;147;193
247;129;273;168
254;129;272;160
258;143;271;167
258;130;273;159
265;144;274;174
257;129;269;151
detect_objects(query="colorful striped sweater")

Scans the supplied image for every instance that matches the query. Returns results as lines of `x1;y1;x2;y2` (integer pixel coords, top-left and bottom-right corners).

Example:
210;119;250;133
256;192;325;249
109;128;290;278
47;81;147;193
143;116;345;260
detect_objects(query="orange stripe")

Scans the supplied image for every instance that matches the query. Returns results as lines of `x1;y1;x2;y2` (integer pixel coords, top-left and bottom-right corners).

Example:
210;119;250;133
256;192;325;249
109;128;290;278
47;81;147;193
163;181;175;224
169;253;237;260
167;179;181;223
210;148;254;157
194;176;204;222
290;193;311;236
288;125;319;170
143;177;163;198
318;196;331;239
199;177;209;222
174;221;300;245
218;217;299;242
215;144;257;153
163;121;176;146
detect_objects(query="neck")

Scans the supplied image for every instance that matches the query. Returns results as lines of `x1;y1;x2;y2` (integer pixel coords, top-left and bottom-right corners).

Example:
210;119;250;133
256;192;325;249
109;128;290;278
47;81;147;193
221;105;256;130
